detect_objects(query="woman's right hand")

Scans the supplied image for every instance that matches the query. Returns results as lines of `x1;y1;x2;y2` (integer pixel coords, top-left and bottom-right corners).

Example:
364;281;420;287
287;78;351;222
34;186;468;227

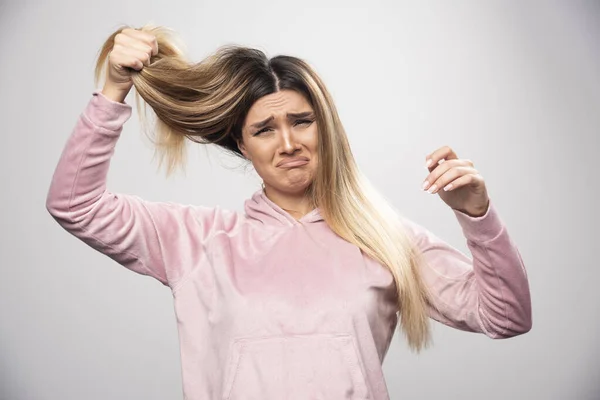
102;28;158;102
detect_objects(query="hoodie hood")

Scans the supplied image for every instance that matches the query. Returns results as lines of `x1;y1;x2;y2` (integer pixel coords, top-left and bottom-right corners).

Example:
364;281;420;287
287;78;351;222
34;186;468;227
244;188;324;227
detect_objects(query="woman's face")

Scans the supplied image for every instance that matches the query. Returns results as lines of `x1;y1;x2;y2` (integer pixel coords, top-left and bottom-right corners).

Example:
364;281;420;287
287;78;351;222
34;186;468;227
238;89;319;195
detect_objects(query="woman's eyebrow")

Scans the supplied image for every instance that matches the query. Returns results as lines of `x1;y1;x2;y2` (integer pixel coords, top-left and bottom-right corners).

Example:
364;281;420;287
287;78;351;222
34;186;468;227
250;111;315;129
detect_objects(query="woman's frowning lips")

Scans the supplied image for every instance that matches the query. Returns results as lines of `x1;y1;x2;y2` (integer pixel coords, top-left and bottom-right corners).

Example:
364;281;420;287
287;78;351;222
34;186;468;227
276;157;310;168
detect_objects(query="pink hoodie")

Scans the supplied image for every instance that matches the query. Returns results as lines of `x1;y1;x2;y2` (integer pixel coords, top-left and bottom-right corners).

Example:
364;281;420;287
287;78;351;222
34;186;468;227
46;91;532;400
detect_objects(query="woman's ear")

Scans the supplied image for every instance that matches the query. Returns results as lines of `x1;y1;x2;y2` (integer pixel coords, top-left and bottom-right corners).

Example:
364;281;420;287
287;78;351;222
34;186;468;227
237;139;250;160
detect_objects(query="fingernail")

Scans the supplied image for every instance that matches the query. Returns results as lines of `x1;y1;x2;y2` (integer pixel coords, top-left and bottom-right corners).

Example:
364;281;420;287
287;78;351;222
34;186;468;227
422;180;430;190
427;184;437;194
425;159;432;168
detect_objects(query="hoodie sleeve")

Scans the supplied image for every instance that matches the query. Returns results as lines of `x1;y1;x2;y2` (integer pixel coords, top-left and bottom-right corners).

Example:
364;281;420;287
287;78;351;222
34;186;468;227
398;200;532;338
45;91;240;290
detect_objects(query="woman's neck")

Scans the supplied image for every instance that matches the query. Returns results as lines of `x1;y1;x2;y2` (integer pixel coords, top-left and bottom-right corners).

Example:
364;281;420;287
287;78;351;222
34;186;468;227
263;185;314;220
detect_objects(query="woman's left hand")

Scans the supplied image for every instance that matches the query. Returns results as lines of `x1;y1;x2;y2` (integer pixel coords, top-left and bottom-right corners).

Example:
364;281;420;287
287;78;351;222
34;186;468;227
422;146;490;218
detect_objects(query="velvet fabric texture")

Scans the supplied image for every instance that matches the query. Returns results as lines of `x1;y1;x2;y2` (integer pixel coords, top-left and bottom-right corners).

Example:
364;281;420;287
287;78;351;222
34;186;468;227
46;91;532;399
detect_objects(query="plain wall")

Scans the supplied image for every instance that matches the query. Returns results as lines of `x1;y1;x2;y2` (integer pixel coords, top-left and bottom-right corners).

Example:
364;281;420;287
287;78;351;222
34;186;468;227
1;0;599;399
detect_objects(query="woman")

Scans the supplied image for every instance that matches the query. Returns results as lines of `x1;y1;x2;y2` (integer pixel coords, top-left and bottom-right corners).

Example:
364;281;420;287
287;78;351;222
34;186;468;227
46;24;532;400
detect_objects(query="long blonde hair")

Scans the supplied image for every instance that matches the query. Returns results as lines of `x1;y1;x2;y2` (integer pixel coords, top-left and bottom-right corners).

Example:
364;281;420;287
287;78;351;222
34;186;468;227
94;23;438;353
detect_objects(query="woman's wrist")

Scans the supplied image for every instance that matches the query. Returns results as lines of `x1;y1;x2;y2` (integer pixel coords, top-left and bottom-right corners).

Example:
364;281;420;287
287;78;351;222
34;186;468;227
101;85;130;104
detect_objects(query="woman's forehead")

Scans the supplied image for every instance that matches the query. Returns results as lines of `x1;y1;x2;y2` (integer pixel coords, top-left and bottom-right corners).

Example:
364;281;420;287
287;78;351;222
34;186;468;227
247;90;312;121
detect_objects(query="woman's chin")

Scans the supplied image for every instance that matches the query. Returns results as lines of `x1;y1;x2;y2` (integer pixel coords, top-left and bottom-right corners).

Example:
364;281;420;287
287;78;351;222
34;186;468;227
269;175;313;195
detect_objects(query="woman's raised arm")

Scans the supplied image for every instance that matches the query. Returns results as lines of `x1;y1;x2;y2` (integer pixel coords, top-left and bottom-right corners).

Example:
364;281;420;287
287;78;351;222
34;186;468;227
399;203;532;339
46;91;240;290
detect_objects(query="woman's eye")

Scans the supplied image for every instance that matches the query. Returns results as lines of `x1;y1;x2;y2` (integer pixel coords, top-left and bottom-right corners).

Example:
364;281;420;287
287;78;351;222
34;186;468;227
295;119;314;126
254;128;269;135
253;119;314;136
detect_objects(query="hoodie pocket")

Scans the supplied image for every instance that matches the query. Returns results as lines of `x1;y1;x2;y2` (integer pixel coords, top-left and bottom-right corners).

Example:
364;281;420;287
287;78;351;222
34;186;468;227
221;333;370;400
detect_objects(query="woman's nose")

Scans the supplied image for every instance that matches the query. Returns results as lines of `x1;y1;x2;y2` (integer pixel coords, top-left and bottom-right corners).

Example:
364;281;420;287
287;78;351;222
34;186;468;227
280;128;301;153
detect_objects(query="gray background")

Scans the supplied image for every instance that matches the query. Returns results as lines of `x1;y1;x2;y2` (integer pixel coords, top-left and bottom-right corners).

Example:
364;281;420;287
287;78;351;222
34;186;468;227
1;0;599;399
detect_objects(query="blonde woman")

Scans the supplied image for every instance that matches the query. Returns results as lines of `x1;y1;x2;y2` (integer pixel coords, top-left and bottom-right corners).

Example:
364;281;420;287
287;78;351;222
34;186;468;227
46;24;532;400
